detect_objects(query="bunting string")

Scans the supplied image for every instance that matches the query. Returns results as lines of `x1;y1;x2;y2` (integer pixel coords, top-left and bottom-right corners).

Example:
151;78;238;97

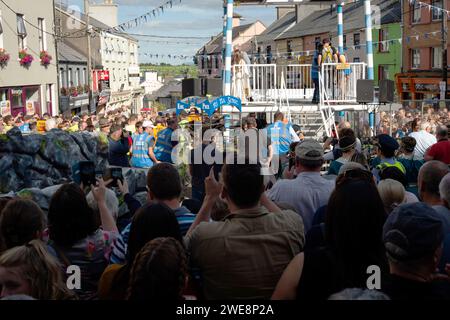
107;0;182;33
408;0;450;16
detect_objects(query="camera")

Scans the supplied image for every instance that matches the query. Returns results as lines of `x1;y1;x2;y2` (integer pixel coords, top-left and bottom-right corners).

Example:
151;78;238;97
77;161;96;186
103;167;124;188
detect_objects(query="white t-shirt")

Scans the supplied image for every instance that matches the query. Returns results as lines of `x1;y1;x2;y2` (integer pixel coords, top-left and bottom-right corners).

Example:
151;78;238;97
409;131;437;160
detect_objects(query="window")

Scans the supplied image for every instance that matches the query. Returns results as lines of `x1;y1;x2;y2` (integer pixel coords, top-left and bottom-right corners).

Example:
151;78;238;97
59;68;65;88
378;65;390;82
38;18;45;51
343;35;347;49
432;0;443;21
82;68;87;86
287;40;293;59
215;55;219;69
11;88;23;108
266;45;272;64
68;68;73;86
432;47;443;69
412;2;421;23
353;33;361;49
411;49;420;69
353;57;361;63
379;28;389;52
17;14;27;49
75;68;81;86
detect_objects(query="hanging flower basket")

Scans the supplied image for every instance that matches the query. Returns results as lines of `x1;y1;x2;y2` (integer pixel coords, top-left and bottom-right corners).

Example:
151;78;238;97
18;49;33;67
0;49;10;67
40;50;52;67
69;86;79;97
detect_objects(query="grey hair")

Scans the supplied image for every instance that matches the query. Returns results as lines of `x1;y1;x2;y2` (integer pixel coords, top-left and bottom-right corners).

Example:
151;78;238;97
439;173;450;206
86;188;119;221
329;288;390;300
420;122;431;131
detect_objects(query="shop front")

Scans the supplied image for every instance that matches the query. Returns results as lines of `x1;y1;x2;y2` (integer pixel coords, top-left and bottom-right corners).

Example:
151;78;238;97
0;86;42;117
395;71;450;109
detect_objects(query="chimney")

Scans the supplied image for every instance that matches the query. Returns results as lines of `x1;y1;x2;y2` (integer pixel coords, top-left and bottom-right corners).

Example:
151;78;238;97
233;12;242;28
277;6;295;20
89;0;118;28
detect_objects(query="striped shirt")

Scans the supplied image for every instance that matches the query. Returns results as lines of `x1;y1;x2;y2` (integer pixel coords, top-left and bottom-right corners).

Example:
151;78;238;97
109;206;195;264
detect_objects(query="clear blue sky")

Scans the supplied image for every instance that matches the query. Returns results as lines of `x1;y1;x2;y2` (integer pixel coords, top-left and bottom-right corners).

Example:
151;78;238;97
69;0;276;65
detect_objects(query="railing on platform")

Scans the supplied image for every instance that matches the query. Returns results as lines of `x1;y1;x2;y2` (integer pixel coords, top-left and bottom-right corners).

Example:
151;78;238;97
232;63;366;105
232;64;277;103
320;62;366;104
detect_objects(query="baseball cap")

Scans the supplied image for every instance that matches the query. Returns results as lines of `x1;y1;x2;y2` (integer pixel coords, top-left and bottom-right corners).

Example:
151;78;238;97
98;118;111;128
376;134;399;152
142;120;154;128
383;202;444;262
295;139;324;161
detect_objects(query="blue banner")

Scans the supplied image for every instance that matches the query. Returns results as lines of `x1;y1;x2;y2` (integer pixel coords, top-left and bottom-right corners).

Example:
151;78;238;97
207;96;242;116
176;101;190;115
176;96;242;117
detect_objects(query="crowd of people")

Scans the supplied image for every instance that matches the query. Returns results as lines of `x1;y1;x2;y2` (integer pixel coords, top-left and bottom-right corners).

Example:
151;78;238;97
0;102;450;300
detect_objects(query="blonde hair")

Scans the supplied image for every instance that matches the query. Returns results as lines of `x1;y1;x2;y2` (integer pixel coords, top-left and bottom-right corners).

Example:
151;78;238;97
0;240;74;300
377;179;405;213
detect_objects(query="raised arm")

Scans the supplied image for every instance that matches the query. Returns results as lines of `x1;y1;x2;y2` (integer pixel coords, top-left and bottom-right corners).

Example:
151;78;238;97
91;178;118;233
185;168;222;236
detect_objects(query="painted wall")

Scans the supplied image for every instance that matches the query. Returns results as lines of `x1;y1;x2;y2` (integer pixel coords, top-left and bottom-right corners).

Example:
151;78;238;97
0;0;58;115
373;22;402;84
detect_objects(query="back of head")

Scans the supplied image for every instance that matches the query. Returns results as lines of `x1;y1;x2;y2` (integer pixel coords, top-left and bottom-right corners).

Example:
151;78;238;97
222;160;264;209
295;140;325;170
400;136;416;154
436;125;448;139
274;111;284;122
127;237;187;300
0;199;46;250
245;117;257;128
377;179;406;213
326;180;386;275
48;183;98;247
0;240;71;300
439;173;450;206
127;203;182;264
418;160;450;199
338;127;355;139
383;203;444;267
147;163;182;201
379;166;408;188
167;118;177;128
